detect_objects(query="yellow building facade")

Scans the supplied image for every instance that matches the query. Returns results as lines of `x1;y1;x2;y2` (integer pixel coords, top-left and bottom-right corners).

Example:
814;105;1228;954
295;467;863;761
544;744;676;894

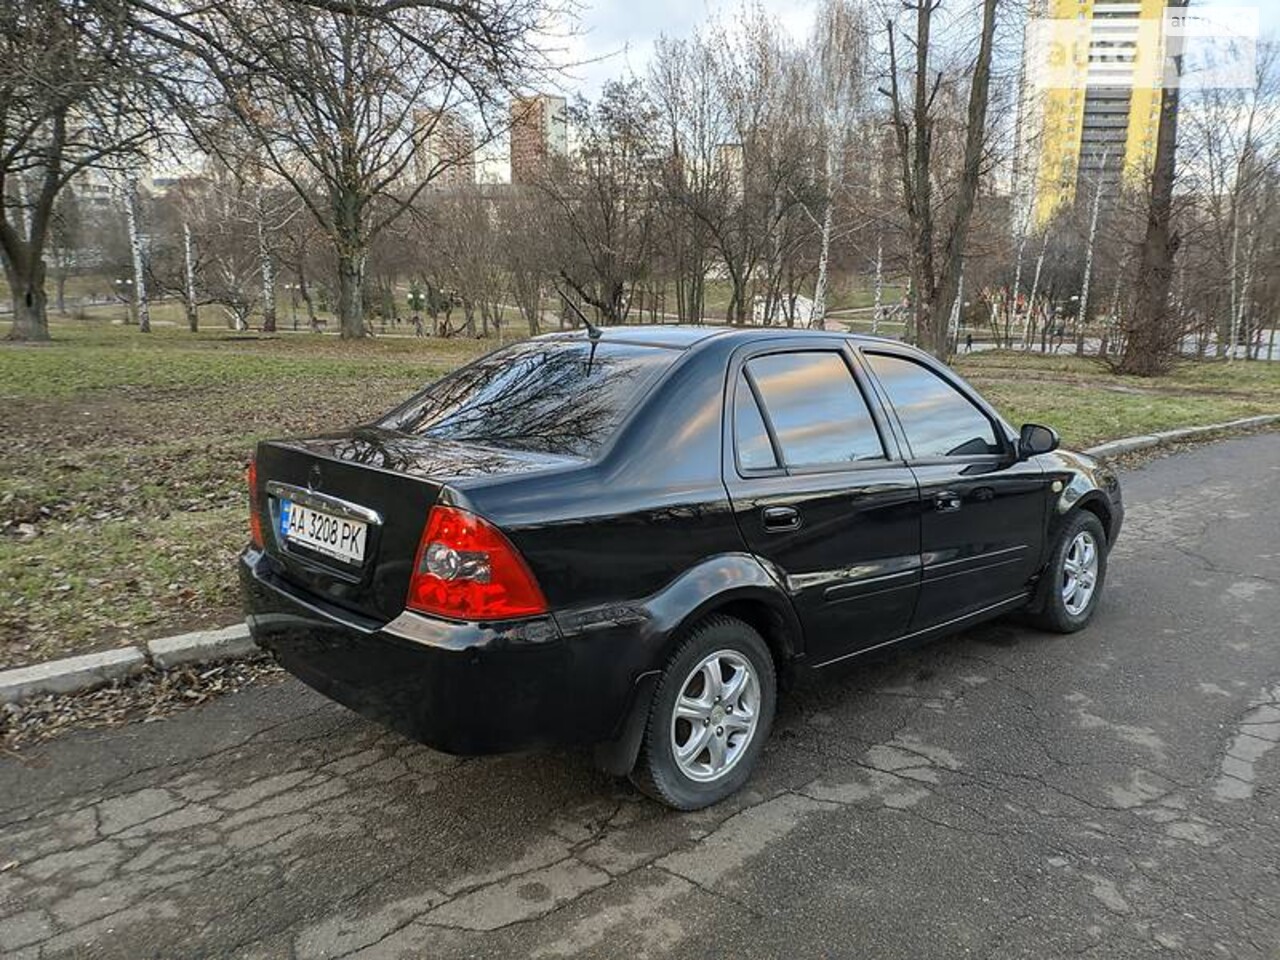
1019;0;1169;228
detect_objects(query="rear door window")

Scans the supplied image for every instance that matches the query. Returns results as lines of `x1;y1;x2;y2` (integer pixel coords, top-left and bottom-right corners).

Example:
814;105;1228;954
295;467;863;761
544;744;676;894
380;339;677;457
734;373;778;471
864;353;1002;458
745;352;885;470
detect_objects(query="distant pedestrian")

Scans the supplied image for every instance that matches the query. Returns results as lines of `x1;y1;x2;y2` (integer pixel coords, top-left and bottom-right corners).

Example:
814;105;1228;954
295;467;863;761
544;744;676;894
965;332;973;353
412;314;425;338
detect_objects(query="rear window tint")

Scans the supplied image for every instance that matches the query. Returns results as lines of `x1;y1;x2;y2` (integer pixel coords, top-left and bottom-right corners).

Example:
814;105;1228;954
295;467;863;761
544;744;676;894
747;352;885;468
734;373;778;471
379;339;677;457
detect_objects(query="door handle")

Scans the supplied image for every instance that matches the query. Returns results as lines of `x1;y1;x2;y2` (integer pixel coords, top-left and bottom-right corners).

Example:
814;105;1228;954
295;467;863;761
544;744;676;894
762;505;801;532
934;491;963;513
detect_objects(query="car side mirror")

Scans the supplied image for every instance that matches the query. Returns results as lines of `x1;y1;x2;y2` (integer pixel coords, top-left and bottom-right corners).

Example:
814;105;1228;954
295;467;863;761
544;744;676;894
1018;423;1060;460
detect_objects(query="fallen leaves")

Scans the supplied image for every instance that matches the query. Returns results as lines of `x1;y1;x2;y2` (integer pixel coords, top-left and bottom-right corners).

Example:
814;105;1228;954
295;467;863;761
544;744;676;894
1;657;287;751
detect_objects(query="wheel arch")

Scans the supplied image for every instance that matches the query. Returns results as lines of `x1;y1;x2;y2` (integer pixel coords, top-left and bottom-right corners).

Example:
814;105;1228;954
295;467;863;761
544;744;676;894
680;594;798;683
593;554;799;778
1074;495;1113;545
645;553;804;679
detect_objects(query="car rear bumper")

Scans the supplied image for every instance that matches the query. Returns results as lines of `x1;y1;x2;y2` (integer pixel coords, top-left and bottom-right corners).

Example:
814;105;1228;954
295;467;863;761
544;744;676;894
239;550;642;755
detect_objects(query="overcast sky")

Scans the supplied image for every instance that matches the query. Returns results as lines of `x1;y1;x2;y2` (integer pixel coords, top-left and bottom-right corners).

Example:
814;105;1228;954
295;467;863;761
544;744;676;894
557;0;1280;96
555;0;817;95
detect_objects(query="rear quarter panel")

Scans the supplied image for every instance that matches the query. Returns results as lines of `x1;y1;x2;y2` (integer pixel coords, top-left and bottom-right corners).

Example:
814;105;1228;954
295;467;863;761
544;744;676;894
457;344;743;613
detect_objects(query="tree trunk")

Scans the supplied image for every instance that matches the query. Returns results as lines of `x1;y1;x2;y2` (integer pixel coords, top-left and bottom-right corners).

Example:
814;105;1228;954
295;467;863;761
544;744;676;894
124;179;151;334
928;0;999;360
257;190;277;333
811;198;833;329
183;221;199;332
1024;231;1050;350
336;252;366;338
888;0;998;361
1078;154;1107;357
1116;11;1185;376
1008;231;1028;348
872;238;884;335
947;271;965;355
297;267;319;329
4;258;50;341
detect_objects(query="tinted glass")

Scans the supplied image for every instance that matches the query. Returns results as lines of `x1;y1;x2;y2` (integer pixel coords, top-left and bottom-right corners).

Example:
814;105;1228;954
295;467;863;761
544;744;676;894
380;339;676;457
734;374;777;470
865;353;1001;458
747;352;884;468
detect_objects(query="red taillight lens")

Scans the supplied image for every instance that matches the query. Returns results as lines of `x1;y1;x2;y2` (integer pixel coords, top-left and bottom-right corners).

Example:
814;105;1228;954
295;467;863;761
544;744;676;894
247;457;264;549
407;506;547;620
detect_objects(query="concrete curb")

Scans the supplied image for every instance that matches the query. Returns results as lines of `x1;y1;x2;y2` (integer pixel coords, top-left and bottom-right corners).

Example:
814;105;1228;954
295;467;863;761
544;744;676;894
0;648;147;705
1083;414;1280;459
3;413;1277;708
1;624;256;707
147;624;257;670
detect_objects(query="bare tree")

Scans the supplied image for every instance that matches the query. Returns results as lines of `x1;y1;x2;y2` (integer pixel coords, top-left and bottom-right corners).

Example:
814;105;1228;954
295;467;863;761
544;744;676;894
498;188;555;335
152;0;557;339
882;0;1000;359
1116;0;1189;376
46;191;82;317
415;186;507;337
1180;42;1280;360
0;0;160;340
649;33;729;323
121;174;151;332
540;80;659;324
805;0;870;325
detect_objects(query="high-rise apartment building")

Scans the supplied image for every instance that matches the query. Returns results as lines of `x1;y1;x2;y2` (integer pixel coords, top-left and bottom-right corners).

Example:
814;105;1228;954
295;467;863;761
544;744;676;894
413;109;476;188
1016;0;1170;228
509;94;568;184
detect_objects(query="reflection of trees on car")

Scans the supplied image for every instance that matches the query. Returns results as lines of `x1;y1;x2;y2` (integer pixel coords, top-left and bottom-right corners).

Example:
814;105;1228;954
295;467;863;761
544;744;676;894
382;341;667;458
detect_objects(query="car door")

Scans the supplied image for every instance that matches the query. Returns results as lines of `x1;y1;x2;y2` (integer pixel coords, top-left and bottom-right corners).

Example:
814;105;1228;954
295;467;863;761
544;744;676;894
859;348;1050;629
722;342;922;667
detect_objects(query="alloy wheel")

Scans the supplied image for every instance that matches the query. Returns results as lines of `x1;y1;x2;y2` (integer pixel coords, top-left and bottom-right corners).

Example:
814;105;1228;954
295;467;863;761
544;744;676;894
1062;530;1100;616
669;649;761;782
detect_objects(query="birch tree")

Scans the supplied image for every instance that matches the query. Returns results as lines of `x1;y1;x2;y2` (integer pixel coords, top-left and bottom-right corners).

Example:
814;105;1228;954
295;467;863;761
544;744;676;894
806;0;870;325
1181;44;1280;360
121;175;151;332
182;221;199;332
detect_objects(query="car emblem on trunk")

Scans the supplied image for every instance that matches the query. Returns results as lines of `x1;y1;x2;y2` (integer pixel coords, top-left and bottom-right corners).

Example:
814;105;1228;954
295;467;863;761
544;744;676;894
307;464;322;492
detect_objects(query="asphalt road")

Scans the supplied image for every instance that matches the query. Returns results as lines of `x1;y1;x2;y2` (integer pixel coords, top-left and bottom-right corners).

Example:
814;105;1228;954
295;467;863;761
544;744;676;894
3;433;1279;959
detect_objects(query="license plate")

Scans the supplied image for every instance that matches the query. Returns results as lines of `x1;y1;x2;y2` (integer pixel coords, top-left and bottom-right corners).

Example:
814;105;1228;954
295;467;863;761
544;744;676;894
279;499;367;564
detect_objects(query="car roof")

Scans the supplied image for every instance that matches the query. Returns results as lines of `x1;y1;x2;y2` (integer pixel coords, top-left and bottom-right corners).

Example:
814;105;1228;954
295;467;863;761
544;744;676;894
534;325;903;351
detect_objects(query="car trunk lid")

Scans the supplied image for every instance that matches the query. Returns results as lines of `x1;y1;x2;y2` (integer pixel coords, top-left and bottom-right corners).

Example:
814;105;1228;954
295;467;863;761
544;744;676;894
253;427;580;622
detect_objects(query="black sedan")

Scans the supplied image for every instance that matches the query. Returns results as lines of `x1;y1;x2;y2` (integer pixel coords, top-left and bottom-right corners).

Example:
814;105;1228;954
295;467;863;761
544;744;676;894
241;327;1123;809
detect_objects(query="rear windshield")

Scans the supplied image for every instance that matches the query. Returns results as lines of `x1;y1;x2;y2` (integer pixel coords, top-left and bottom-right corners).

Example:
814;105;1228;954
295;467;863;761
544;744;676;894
379;338;679;457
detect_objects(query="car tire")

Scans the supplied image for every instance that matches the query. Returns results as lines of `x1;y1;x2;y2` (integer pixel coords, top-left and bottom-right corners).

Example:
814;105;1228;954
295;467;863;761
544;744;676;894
1027;510;1108;634
630;615;777;811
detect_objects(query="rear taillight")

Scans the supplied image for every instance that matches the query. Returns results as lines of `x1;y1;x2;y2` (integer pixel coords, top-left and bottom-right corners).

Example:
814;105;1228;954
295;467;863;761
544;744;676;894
407;506;547;620
247;457;264;549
